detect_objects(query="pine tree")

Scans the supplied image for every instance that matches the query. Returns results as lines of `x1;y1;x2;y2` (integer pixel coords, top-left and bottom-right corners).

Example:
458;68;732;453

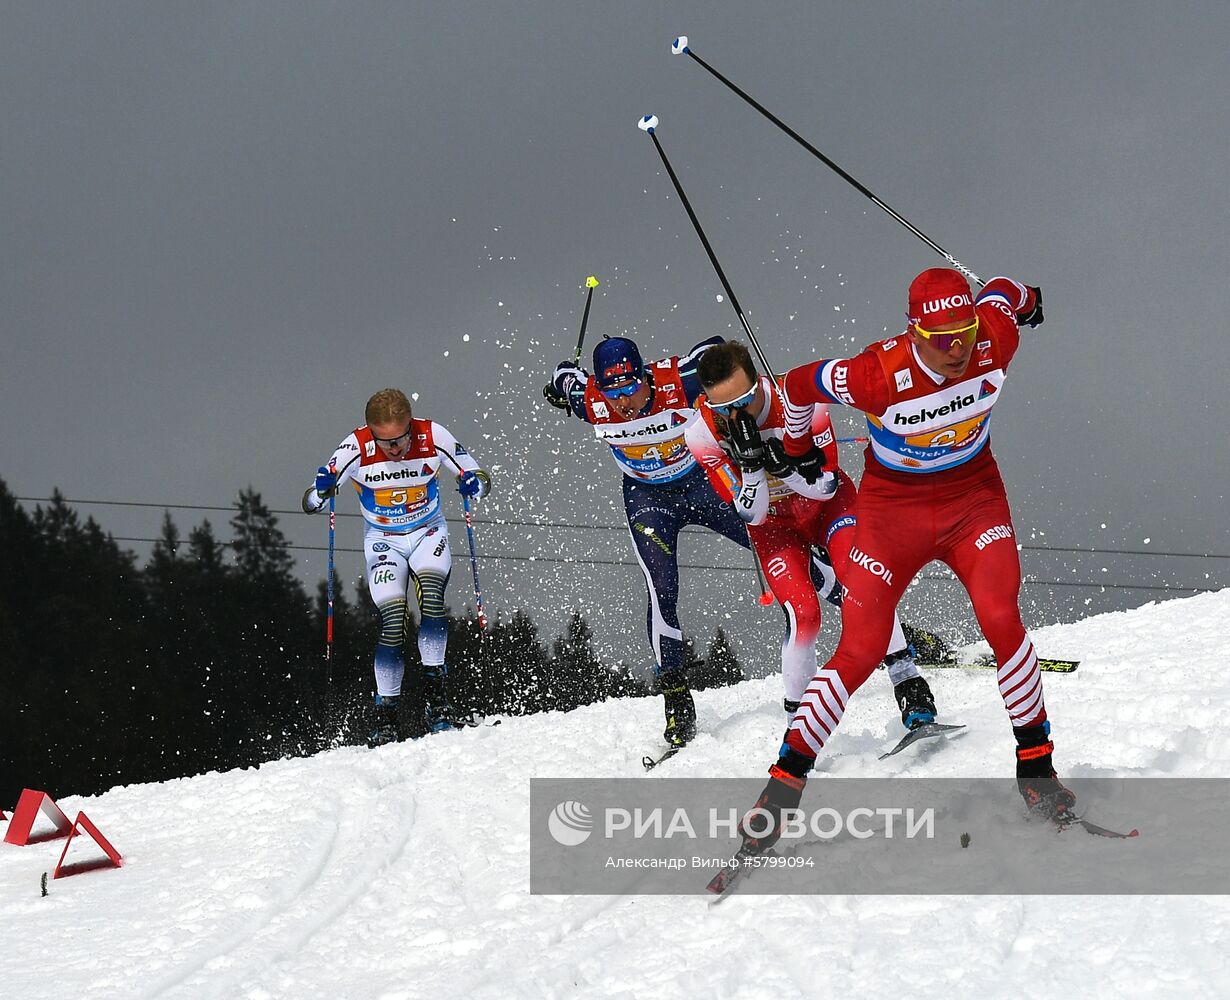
549;611;609;711
229;488;297;589
692;627;745;690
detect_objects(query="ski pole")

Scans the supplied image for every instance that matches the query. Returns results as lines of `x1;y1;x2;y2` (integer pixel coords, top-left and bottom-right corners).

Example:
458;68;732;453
638;115;785;391
640;114;780;607
544;275;600;408
573;275;600;363
669;36;983;286
749;537;774;607
461;493;488;630
326;461;336;671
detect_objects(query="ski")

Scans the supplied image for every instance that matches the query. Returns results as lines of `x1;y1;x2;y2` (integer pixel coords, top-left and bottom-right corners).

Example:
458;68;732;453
919;656;1079;673
705;844;765;902
418;713;501;737
642;745;684;771
1060;815;1140;839
879;722;966;760
457;712;501;729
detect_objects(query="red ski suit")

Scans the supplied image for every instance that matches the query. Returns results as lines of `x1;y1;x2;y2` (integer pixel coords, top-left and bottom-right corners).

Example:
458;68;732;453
780;277;1045;757
686;377;869;703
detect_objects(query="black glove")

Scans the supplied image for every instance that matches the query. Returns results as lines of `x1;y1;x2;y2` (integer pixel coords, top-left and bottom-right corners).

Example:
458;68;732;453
727;411;765;473
1018;285;1044;328
546;360;587;411
792;445;827;485
543;383;569;409
764;438;793;479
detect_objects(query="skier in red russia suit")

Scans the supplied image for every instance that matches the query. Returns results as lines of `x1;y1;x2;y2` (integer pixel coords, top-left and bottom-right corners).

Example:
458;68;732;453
735;267;1072;854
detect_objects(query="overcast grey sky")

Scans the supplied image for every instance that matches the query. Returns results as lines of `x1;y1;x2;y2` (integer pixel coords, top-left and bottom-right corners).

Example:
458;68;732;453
4;1;1228;669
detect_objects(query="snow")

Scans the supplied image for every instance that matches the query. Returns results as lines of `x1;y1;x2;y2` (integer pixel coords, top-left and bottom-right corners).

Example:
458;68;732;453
5;591;1230;999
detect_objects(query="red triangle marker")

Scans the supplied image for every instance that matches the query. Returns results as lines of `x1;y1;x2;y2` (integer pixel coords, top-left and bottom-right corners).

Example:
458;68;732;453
3;789;72;846
53;812;123;879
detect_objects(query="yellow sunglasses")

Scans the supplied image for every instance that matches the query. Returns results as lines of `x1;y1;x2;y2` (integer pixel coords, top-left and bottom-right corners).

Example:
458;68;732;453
912;317;979;351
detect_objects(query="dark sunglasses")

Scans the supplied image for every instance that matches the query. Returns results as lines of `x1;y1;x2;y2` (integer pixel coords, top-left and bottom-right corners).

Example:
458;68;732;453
707;384;757;416
373;424;414;449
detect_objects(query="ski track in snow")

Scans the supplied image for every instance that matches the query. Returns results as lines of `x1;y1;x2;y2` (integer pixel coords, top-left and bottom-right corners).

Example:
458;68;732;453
4;591;1230;999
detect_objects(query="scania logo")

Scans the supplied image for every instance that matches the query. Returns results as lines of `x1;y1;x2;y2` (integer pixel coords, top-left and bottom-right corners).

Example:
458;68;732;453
892;394;976;426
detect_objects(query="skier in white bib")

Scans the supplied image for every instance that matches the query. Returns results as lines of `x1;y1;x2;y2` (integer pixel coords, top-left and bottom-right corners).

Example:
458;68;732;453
303;388;490;745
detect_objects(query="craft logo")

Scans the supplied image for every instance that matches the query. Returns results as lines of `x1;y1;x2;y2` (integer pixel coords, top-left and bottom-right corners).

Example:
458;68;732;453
548;801;593;846
894;369;913;392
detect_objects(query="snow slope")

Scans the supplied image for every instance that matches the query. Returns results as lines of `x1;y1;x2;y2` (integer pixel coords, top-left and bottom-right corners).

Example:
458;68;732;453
4;591;1230;1000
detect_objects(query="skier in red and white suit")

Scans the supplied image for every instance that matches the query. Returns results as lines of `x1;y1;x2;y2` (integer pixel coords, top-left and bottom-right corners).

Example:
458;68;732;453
736;269;1073;856
682;341;935;727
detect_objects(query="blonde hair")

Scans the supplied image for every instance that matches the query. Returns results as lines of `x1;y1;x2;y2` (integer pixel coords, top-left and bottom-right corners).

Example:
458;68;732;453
365;388;413;426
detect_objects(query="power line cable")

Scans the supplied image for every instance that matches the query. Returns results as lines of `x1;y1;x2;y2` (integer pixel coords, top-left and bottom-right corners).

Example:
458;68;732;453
101;535;1209;595
15;495;1230;562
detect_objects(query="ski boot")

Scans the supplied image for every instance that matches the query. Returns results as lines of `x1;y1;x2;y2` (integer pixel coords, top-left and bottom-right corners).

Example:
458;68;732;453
659;669;697;748
424;702;459;734
900;624;952;665
368;693;401;747
1015;722;1077;823
739;747;813;853
893;675;937;730
422;666;458;735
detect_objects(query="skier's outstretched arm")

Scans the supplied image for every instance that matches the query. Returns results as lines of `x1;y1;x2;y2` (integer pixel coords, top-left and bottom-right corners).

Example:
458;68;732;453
302;435;362;514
